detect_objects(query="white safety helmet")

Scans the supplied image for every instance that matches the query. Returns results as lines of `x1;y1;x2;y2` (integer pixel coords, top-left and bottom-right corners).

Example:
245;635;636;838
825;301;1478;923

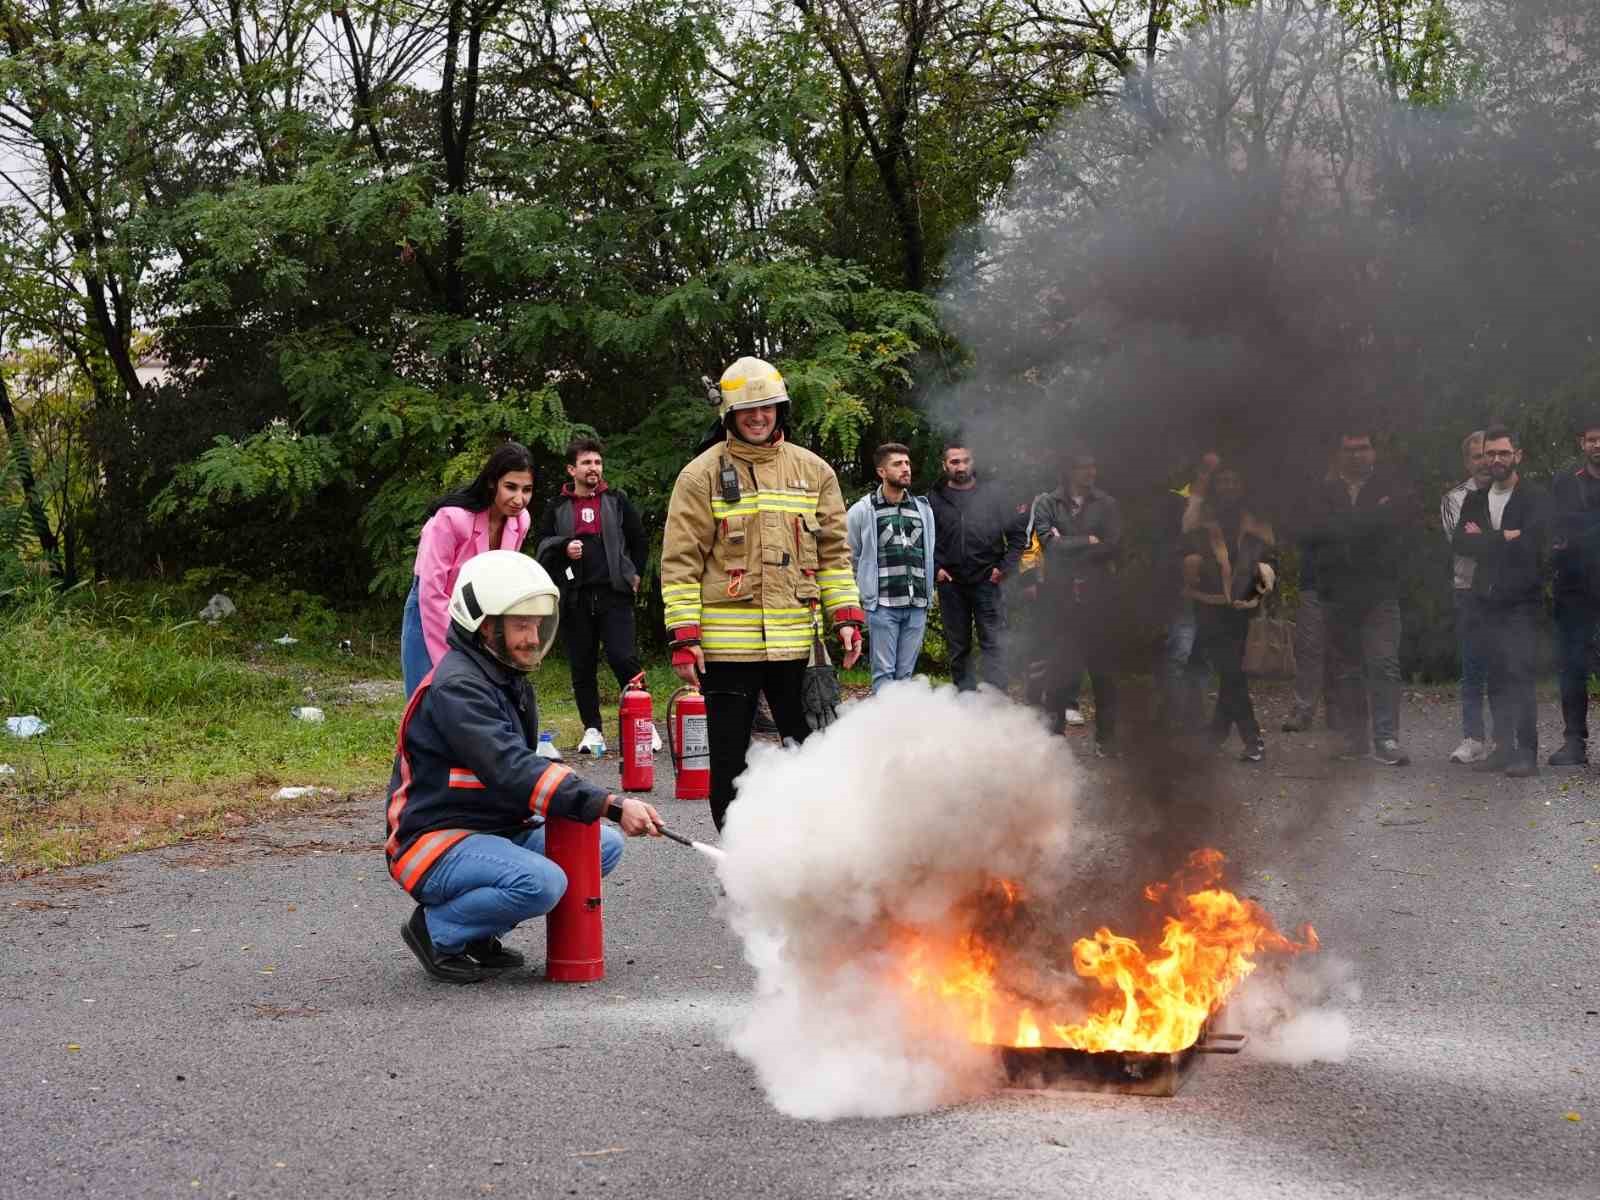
448;550;560;668
714;355;788;421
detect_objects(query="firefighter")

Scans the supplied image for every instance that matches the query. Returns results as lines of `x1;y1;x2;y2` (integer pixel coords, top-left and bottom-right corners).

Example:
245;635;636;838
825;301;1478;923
661;356;865;831
386;550;663;984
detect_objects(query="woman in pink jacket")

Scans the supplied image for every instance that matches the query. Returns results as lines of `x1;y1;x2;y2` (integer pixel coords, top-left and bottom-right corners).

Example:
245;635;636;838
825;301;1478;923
401;443;536;696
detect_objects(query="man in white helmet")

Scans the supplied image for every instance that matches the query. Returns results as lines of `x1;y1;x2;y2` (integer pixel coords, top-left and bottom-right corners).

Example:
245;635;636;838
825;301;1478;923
661;356;865;831
385;550;664;984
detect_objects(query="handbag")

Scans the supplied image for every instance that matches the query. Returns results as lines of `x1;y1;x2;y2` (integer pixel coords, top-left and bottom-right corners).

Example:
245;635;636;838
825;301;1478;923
1243;600;1297;680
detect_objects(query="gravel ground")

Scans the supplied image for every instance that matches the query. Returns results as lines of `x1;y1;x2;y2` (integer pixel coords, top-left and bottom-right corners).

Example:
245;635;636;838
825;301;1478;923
1;685;1596;1199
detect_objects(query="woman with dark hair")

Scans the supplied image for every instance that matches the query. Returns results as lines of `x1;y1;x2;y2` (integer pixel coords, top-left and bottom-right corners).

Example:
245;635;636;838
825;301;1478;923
1181;464;1277;762
401;442;536;696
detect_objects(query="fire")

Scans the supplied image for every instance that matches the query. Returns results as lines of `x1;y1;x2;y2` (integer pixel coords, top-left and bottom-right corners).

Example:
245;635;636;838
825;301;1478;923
900;849;1317;1054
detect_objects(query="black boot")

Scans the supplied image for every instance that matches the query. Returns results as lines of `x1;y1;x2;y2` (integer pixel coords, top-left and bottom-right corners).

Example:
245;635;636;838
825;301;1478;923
1548;737;1587;767
465;937;526;971
1505;751;1540;778
401;906;489;984
1472;747;1513;773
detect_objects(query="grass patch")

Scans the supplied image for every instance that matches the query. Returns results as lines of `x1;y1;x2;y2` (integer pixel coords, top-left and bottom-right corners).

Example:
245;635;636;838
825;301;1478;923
0;580;880;877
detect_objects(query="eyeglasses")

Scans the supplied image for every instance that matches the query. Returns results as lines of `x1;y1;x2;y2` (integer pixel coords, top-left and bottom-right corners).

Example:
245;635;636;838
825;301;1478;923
1483;450;1517;459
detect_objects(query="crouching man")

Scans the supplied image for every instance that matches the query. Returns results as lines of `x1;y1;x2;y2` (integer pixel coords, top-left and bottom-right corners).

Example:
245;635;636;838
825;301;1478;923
386;550;663;983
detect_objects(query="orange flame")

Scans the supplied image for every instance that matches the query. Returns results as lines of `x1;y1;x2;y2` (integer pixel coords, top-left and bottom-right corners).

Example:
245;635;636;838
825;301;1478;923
900;850;1317;1054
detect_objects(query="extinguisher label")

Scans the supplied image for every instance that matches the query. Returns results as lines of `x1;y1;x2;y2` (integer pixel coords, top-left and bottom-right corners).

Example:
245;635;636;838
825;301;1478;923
681;714;710;765
634;723;653;759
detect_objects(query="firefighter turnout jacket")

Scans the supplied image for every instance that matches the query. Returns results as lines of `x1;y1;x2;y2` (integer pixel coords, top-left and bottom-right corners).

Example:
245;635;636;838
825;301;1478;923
384;625;610;895
661;433;865;660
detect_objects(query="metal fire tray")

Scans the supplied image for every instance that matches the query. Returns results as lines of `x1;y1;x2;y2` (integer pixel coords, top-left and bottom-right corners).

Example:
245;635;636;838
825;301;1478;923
997;1027;1246;1097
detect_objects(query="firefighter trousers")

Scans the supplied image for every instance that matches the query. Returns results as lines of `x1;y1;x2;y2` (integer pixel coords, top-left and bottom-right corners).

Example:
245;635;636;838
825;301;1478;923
700;658;811;831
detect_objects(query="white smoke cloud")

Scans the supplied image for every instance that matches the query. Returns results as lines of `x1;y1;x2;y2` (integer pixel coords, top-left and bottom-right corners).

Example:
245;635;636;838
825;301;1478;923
1228;955;1360;1065
715;679;1357;1117
718;680;1073;1120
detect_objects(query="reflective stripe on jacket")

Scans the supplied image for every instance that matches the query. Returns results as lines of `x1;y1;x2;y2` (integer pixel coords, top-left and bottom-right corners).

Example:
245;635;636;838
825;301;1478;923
660;434;864;661
384;625;610;895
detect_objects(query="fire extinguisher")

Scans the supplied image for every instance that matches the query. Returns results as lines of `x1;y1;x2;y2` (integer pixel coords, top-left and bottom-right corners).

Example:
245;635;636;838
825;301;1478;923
668;686;711;801
544;815;603;982
619;673;654;793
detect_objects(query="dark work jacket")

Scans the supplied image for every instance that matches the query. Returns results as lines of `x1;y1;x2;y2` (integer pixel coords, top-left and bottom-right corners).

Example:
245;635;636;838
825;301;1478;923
1549;465;1600;598
1453;482;1549;609
1029;486;1123;605
929;477;1028;586
384;625;609;896
534;486;647;608
1296;469;1414;603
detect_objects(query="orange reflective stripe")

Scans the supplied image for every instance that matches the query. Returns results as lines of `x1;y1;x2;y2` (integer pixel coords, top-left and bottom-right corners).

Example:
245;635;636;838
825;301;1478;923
384;669;436;855
529;763;573;818
447;768;485;790
391;828;470;892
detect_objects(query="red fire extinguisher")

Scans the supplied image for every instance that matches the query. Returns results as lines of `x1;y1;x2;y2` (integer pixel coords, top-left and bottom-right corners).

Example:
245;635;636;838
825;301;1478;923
619;673;654;793
668;685;711;801
544;815;603;982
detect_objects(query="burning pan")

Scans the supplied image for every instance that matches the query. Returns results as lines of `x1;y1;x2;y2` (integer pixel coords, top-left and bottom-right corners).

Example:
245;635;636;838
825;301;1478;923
997;1027;1247;1097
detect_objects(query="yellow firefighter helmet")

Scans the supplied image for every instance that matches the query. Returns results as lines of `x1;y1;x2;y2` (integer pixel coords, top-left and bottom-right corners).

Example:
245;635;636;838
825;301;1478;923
714;356;788;420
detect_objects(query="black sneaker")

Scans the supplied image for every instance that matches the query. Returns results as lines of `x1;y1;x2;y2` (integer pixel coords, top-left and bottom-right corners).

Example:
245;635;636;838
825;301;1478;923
401;906;489;984
1372;739;1410;767
1548;739;1588;767
1281;708;1314;733
465;937;525;971
1505;754;1540;779
1240;739;1265;763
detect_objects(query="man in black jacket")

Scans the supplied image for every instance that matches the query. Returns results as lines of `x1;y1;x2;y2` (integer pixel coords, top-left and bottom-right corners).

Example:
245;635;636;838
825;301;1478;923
535;437;650;756
929;442;1029;691
1454;425;1548;778
1298;429;1414;766
386;551;663;983
1547;417;1600;766
1028;450;1124;753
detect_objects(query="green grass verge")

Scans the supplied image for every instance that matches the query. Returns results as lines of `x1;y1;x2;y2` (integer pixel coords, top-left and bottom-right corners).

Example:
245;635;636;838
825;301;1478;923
0;580;875;875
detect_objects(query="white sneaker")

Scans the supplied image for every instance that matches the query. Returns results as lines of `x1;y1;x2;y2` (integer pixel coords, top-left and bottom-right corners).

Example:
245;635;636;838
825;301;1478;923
1062;708;1087;727
650;724;663;753
577;727;606;756
1449;737;1487;764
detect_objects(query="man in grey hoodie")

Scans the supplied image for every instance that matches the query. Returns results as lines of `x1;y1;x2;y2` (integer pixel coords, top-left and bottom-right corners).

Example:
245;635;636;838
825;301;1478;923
847;443;937;692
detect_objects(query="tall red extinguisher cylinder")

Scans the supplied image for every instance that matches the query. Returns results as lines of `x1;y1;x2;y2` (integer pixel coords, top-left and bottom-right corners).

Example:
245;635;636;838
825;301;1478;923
619;673;654;793
669;686;711;801
544;815;604;982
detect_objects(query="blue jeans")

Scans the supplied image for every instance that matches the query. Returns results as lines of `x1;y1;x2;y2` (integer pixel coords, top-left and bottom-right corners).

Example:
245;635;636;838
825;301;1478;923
867;604;928;692
415;825;625;954
1455;591;1489;741
401;578;434;699
1163;603;1205;726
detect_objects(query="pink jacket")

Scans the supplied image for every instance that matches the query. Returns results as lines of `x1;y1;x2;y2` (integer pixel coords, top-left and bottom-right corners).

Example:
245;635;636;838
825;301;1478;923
412;505;532;665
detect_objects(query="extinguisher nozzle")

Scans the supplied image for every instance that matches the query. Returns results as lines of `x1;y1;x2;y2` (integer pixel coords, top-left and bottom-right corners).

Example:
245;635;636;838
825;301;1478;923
655;823;726;864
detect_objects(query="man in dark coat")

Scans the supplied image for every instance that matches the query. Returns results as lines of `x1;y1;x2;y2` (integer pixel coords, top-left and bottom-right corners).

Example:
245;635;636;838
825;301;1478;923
534;436;650;756
1453;425;1549;778
928;442;1029;691
1297;429;1415;766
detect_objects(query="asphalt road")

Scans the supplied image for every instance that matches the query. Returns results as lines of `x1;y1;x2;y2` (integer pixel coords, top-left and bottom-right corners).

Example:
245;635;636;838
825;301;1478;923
3;687;1596;1199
